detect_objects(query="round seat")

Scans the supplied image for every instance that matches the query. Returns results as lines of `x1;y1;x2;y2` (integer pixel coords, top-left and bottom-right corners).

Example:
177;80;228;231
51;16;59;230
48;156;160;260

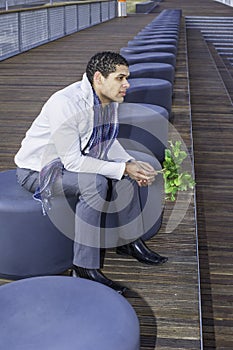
0;276;140;350
122;52;176;67
118;102;168;163
128;38;177;47
150;19;180;25
0;169;74;279
121;44;177;55
141;23;179;33
125;78;172;114
135;33;178;41
0;158;164;278
151;10;181;22
129;62;174;83
144;24;179;28
142;26;179;32
141;29;179;35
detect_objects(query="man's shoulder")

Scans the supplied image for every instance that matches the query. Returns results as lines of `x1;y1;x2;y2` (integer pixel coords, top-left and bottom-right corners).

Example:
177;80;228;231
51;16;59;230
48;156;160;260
51;74;92;105
55;80;82;98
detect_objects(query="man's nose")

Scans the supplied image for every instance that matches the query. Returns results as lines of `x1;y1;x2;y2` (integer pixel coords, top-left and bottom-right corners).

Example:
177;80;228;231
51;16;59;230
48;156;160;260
123;80;130;89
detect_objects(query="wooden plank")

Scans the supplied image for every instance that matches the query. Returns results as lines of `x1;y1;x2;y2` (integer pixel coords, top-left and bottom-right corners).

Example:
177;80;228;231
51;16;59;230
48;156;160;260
186;26;233;349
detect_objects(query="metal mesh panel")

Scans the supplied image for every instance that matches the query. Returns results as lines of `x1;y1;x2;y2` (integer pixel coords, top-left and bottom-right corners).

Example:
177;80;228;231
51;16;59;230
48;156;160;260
65;5;78;34
0;1;116;61
0;13;19;60
101;2;109;22
109;1;116;19
90;2;101;25
78;4;90;29
20;10;48;51
0;0;43;8
48;7;65;40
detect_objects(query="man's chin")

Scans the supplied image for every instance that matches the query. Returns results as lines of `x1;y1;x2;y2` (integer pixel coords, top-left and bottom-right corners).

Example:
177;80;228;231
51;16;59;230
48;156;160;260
117;97;125;103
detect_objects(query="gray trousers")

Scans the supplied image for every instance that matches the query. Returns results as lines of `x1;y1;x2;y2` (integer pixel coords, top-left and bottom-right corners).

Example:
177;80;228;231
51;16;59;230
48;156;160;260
16;168;148;269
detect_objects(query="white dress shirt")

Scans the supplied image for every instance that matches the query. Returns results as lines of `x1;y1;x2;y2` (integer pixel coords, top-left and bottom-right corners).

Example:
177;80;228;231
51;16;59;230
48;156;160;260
15;73;133;180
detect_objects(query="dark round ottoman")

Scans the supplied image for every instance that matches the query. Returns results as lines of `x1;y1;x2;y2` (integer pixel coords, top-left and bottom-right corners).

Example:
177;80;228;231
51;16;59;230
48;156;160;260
0;276;140;350
142;25;179;32
135;33;178;41
141;29;179;35
128;38;177;47
125;78;172;114
120;44;177;55
0;169;74;279
151;18;181;24
122;52;176;67
118;102;168;163
129;62;175;83
146;12;181;22
138;26;179;30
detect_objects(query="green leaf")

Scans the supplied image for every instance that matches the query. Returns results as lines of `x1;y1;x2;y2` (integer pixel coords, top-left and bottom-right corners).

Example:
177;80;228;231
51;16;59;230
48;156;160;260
174;178;182;186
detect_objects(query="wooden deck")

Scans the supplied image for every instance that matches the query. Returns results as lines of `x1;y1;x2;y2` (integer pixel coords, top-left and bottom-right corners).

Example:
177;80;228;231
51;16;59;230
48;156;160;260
1;0;233;349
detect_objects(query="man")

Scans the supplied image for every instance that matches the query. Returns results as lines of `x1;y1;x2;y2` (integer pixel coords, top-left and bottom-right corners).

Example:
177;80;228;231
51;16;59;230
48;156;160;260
15;51;167;295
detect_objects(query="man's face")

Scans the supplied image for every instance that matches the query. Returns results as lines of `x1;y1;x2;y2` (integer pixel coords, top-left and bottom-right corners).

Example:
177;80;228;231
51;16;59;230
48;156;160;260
94;64;130;104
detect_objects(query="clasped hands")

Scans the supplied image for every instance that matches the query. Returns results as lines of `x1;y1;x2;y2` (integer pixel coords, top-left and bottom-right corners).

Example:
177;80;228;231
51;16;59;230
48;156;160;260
124;160;157;187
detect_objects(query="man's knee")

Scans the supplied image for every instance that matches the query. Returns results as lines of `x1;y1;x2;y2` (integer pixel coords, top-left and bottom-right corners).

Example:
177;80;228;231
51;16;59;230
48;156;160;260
95;174;109;199
77;173;109;200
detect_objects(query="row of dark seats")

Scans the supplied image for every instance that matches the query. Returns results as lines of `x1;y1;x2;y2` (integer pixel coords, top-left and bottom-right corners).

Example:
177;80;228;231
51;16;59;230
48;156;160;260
118;9;182;163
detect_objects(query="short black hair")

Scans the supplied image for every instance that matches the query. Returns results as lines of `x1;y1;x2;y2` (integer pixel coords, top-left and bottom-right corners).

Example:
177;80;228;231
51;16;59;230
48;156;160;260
86;51;129;85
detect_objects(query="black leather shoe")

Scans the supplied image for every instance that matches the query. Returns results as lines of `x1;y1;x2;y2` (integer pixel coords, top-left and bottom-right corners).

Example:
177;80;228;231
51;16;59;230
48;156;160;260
116;238;168;265
72;266;128;295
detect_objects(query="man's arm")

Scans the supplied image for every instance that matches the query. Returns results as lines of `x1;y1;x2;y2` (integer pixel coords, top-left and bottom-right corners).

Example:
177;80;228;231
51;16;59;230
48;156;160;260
107;139;135;163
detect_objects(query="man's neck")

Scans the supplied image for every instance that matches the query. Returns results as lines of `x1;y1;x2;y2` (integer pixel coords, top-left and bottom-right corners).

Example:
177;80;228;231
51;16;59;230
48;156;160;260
93;88;111;108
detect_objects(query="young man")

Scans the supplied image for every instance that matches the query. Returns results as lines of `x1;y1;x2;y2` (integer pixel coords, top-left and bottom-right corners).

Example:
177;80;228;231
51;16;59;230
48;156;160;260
15;51;167;294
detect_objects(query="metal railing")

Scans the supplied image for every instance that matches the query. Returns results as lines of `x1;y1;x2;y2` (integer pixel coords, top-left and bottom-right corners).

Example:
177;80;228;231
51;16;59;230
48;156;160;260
0;0;117;61
0;0;95;10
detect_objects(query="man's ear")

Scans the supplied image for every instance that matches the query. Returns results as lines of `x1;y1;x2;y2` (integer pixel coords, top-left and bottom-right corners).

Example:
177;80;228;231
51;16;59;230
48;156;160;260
93;71;103;86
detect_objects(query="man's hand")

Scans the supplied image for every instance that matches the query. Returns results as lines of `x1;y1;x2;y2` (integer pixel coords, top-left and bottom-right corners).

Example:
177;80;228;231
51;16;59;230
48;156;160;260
124;161;157;187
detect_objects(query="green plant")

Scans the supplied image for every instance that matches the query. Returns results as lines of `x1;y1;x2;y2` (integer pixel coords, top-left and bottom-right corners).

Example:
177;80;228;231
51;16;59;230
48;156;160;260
159;141;195;201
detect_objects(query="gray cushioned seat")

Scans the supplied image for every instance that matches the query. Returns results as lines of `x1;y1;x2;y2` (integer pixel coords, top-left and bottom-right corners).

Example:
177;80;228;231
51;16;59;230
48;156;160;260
118;102;168;163
128;38;177;47
151;8;182;21
134;33;178;41
140;29;179;36
0;276;140;350
140;25;179;35
122;52;176;67
125;78;172;114
141;24;179;29
121;44;177;55
129;62;174;83
0;169;74;279
0;153;164;278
